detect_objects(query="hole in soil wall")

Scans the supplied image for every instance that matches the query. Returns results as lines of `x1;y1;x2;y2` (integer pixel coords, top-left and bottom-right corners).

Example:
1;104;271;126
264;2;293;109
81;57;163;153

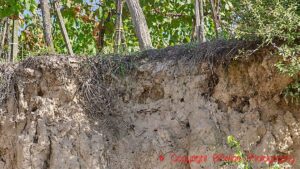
37;90;44;97
186;122;190;129
31;106;38;112
180;98;185;102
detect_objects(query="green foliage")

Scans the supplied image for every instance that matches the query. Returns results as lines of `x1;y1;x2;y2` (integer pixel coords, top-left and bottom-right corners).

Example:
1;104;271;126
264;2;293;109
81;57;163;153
227;135;252;169
53;17;97;55
281;80;300;104
270;163;281;169
234;0;300;54
141;0;194;48
275;44;300;75
235;0;300;43
0;0;37;18
1;0;225;56
275;45;300;103
233;0;300;55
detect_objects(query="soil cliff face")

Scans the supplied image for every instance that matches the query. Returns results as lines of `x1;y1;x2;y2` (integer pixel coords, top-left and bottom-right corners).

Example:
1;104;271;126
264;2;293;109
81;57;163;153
0;42;299;169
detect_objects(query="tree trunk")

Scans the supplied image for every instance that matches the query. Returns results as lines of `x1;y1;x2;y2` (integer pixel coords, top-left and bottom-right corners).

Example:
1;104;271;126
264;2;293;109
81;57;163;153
10;19;19;62
114;0;125;53
6;19;11;62
54;1;74;56
191;18;196;41
126;0;152;50
0;19;4;46
121;26;126;51
210;0;221;38
95;10;112;53
0;19;8;58
195;0;206;43
40;0;55;52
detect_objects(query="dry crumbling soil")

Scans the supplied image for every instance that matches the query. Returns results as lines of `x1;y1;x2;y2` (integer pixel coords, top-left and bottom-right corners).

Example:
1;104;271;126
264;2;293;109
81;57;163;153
0;40;299;169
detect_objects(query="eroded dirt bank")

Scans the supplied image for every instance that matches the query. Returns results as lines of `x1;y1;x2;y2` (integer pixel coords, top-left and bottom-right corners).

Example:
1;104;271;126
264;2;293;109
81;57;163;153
0;41;299;169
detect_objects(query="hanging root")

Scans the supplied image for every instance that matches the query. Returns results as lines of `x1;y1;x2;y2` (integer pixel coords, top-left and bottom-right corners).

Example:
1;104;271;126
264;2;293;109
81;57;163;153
0;66;15;106
80;57;134;139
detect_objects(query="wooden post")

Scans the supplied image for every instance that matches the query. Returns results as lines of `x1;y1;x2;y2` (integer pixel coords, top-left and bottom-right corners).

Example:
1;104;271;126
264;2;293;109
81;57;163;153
54;0;74;56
